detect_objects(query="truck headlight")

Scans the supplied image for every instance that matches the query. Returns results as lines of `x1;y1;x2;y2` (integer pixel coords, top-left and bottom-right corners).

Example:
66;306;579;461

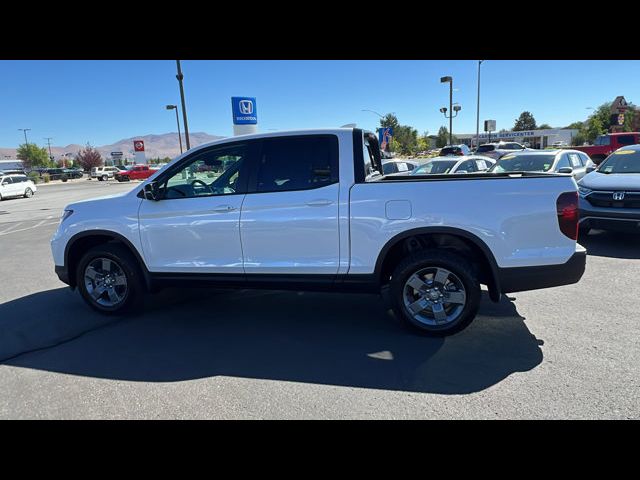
578;186;592;197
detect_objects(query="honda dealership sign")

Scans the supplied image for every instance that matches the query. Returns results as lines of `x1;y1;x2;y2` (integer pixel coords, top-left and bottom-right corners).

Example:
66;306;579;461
231;96;258;136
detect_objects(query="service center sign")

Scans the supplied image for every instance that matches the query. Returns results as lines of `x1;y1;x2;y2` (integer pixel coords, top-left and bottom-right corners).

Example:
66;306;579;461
232;97;257;125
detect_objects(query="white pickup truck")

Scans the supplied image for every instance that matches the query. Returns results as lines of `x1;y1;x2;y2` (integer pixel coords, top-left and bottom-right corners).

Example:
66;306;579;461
51;128;586;336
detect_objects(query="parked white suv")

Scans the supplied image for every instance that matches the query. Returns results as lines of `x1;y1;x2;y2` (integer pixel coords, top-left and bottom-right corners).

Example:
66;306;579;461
0;174;37;200
91;166;120;181
51;128;586;336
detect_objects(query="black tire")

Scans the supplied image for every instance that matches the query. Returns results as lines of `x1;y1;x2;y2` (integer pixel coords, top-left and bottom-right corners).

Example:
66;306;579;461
24;187;33;198
389;249;481;336
101;174;109;181
76;243;145;315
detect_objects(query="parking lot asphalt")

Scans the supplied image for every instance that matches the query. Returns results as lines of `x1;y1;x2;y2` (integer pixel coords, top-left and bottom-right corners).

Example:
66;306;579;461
0;181;638;419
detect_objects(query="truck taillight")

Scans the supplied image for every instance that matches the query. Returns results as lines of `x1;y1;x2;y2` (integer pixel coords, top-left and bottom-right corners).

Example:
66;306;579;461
557;191;579;240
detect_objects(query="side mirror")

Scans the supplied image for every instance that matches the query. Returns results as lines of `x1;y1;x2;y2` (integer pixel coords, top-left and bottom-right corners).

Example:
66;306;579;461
558;167;573;174
586;165;596;174
143;182;160;201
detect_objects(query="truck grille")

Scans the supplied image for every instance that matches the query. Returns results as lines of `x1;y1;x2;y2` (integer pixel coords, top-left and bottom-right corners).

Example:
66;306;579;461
587;191;640;209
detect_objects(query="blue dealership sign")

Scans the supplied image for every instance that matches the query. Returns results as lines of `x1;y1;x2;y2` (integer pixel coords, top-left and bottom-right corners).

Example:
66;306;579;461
231;97;258;125
378;127;393;151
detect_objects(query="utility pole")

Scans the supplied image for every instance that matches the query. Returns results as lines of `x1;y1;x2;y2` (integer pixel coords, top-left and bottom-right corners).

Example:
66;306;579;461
18;128;31;168
476;60;484;149
44;137;54;163
176;60;191;150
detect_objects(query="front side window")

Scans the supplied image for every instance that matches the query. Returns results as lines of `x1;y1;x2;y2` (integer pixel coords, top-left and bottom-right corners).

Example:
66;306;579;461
256;136;338;193
555;155;571;170
157;143;248;199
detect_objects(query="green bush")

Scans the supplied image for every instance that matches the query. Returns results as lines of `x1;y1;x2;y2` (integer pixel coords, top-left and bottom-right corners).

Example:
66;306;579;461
42;173;51;183
28;172;40;184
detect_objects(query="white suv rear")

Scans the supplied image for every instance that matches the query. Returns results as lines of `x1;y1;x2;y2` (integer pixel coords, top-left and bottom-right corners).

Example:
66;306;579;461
91;166;120;181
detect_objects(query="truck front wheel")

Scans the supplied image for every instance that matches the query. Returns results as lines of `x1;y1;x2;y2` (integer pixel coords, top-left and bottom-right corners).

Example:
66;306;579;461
389;250;481;336
76;243;144;315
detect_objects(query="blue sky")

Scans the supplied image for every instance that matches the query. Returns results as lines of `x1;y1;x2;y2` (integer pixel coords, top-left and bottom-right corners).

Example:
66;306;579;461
1;60;638;147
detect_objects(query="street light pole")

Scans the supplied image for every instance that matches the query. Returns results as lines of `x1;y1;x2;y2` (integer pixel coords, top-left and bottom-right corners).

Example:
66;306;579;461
165;105;183;154
440;77;453;144
476;60;484;149
175;60;191;150
19;128;31;145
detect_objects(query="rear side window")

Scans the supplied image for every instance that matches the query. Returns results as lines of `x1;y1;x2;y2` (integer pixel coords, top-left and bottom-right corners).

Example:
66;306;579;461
256;136;339;193
617;135;635;146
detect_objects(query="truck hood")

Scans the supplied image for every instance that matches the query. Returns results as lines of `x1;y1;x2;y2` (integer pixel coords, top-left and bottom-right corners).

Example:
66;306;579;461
65;190;135;210
580;171;640;191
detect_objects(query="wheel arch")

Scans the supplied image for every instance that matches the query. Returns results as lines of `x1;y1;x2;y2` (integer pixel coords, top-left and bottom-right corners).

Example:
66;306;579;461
374;226;502;302
64;230;151;290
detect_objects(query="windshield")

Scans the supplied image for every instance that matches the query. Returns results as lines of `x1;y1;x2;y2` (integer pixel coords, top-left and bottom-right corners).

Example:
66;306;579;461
594;135;611;146
490;154;555;173
599;150;640;174
413;161;458;175
440;147;462;156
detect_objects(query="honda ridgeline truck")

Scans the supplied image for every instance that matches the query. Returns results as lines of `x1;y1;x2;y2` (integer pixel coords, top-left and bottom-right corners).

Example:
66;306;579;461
51;129;586;336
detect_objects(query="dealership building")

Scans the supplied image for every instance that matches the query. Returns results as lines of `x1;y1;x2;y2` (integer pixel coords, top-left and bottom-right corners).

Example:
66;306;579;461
456;128;579;149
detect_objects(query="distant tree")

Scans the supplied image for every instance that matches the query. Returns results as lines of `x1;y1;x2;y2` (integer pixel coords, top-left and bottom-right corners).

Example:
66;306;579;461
538;123;552;130
564;121;584;130
16;143;49;169
75;144;103;171
584;115;606;143
513;111;537;131
436;126;449;148
572;132;587;146
416;131;430;152
379;113;400;133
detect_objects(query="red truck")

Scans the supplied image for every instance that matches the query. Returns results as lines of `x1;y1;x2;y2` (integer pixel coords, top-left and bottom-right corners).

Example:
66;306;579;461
573;132;640;165
114;165;158;182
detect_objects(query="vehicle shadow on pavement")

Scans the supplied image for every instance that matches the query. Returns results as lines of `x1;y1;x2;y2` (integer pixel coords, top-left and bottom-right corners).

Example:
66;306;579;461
580;230;640;259
1;287;543;394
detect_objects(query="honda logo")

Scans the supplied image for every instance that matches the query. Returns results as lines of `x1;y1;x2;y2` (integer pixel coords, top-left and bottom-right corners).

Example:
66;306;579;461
239;99;253;115
613;192;625;201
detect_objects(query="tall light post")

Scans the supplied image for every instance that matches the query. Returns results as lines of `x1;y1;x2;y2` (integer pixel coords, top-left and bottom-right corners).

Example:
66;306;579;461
18;128;31;145
165;105;183;154
175;60;191;150
440;76;454;144
476;61;484;149
18;128;31;168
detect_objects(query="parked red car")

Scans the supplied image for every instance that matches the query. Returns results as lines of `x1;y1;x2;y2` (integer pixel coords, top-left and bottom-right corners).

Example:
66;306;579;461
114;165;158;182
573;132;640;165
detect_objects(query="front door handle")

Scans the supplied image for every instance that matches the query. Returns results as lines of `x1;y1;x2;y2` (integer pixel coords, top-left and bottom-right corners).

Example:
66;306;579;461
211;205;236;212
306;199;333;207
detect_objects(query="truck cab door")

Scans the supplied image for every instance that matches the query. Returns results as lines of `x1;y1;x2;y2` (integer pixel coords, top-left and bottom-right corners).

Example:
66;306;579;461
240;135;341;275
138;141;255;274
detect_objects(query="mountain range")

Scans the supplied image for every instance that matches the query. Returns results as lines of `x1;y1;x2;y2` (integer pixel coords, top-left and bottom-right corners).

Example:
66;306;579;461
0;132;225;161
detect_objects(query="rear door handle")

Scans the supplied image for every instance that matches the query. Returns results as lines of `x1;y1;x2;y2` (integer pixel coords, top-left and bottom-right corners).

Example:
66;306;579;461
306;199;333;207
211;205;236;212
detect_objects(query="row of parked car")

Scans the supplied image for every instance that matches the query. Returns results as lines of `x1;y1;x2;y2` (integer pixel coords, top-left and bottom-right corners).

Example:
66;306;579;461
383;140;640;236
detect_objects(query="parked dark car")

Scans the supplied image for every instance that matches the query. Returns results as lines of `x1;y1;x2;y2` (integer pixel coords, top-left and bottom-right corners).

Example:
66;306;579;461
63;168;84;179
578;144;640;234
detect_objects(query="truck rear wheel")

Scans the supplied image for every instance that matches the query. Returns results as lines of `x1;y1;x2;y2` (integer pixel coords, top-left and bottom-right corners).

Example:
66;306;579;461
76;243;144;315
389;250;481;336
